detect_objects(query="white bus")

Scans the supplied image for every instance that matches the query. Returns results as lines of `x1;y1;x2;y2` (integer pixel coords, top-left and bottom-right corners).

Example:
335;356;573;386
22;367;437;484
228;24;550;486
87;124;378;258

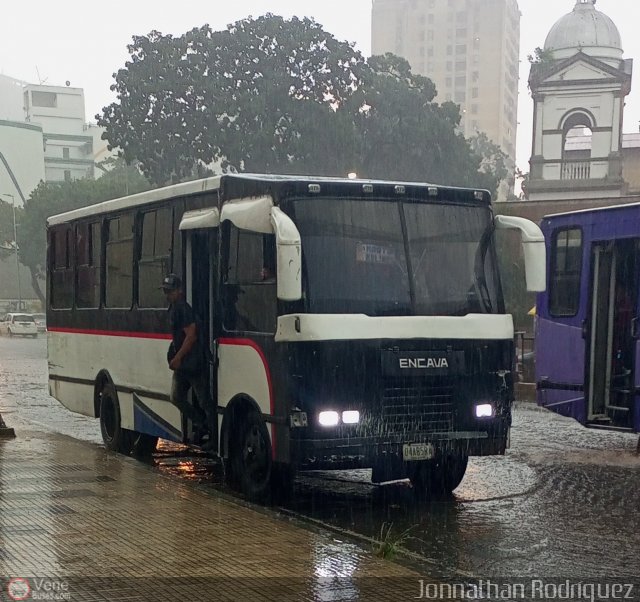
47;174;545;501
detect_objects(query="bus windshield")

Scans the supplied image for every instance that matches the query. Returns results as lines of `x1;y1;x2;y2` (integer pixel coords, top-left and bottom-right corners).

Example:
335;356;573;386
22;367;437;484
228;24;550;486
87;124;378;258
292;198;500;316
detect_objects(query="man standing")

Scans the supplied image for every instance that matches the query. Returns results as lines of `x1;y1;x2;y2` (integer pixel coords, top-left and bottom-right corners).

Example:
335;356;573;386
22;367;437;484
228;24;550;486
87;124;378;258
161;274;215;451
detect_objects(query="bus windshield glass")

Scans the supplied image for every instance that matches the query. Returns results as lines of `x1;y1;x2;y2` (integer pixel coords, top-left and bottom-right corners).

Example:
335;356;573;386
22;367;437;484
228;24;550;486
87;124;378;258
292;198;500;316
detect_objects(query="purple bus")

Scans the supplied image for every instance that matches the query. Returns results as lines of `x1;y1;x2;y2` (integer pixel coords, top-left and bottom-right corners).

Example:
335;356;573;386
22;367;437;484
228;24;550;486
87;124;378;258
536;203;640;433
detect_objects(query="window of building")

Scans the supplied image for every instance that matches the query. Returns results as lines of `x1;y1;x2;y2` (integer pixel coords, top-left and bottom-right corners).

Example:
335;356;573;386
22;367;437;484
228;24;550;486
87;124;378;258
223;225;277;333
64;170;71;182
472;88;479;99
455;60;466;71
472;71;479;83
427;47;434;57
447;45;453;55
456;11;466;22
454;91;466;103
456;28;467;38
76;222;102;309
50;227;73;309
106;214;134;308
455;76;466;87
456;44;467;54
62;147;70;160
31;91;57;108
471;104;478;114
427;30;434;41
446;61;453;71
139;208;173;308
550;228;583;317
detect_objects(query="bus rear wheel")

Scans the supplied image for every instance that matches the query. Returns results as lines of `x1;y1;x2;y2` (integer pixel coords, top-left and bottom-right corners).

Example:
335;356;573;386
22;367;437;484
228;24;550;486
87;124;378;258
99;384;134;454
230;410;273;503
408;453;468;497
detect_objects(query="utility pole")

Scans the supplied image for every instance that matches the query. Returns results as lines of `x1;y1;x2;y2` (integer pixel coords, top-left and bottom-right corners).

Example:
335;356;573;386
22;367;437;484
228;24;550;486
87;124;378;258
1;193;21;311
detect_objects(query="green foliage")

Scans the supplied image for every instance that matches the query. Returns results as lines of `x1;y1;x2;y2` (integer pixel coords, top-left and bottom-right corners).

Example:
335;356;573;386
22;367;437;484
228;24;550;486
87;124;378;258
99;15;508;197
372;522;415;560
20;161;149;303
527;47;554;65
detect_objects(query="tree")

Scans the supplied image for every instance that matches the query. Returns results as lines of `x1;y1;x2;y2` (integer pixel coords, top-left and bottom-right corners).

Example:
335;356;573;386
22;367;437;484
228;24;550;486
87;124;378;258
99;15;507;196
20;161;149;304
527;47;554;65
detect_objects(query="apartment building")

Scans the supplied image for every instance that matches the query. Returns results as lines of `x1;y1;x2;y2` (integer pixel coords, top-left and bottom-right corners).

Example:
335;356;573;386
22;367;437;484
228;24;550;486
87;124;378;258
372;0;520;171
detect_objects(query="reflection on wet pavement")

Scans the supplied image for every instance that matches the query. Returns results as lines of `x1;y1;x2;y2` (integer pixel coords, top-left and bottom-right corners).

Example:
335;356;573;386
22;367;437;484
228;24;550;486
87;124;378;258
2;337;640;581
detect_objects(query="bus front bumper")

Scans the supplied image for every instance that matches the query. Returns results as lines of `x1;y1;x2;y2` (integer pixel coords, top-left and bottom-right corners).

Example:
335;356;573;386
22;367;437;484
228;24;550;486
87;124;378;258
291;428;508;470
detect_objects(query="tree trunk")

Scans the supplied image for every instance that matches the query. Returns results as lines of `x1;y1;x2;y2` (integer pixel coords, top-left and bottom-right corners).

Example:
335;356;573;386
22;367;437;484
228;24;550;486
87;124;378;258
29;265;45;307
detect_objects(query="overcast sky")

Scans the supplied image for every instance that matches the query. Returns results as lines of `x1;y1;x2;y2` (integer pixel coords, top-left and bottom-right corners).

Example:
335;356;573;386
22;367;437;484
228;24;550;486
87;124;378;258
1;0;638;172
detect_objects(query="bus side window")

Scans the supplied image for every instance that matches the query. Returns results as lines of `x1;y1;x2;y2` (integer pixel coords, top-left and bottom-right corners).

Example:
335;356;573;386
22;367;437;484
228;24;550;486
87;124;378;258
223;224;277;333
76;222;101;308
549;228;582;317
50;226;74;309
105;215;134;309
138;208;172;308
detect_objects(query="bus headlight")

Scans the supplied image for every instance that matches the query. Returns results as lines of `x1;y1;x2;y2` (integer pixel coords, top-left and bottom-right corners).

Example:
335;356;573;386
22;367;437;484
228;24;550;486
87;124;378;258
475;403;495;418
318;411;340;427
342;411;360;424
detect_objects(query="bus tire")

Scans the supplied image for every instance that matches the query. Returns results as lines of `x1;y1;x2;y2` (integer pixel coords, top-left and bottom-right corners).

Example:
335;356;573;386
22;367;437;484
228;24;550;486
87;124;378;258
409;453;468;497
230;410;273;503
99;384;134;455
131;433;159;457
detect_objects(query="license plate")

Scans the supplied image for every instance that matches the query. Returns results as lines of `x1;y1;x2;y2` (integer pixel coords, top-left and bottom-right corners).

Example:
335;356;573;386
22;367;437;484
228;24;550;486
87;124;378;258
403;443;435;461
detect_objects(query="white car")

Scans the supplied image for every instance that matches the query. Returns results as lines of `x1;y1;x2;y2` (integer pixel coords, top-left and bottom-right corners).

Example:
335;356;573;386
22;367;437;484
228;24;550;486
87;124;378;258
0;313;38;338
32;313;47;333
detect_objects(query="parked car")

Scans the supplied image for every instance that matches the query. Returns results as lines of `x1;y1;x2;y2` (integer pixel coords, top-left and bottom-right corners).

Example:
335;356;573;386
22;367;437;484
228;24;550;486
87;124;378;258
32;313;46;333
0;313;38;338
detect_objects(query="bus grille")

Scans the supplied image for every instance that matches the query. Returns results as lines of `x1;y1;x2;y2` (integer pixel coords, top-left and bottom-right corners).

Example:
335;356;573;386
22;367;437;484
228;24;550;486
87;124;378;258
379;378;455;433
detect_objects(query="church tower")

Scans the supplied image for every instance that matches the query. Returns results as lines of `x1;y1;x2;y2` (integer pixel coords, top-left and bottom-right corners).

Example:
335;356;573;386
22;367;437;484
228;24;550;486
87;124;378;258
527;0;632;201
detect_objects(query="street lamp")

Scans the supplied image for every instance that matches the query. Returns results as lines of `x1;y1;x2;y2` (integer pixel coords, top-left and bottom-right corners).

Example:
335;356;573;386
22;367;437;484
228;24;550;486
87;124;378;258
1;193;22;311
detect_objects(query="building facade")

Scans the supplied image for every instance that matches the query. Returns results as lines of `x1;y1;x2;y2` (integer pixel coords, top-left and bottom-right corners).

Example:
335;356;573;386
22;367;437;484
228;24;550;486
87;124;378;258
371;0;521;173
527;0;633;201
0;75;113;204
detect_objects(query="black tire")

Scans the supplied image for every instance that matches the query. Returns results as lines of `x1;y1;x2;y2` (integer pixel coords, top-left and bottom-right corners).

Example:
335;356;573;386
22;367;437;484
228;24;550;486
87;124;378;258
131;433;159;457
409;453;468;497
99;384;134;454
230;410;273;502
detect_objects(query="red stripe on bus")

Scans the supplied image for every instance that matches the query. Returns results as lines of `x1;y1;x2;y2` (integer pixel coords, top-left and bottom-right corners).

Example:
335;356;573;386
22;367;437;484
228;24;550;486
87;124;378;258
48;327;172;340
219;337;277;458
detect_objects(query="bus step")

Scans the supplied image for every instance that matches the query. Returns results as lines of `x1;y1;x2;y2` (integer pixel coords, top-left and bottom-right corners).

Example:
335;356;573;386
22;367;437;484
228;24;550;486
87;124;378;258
587;423;634;433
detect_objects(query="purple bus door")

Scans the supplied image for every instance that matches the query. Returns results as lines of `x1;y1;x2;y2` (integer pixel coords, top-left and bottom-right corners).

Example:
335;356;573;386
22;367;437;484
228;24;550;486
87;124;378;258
586;240;638;430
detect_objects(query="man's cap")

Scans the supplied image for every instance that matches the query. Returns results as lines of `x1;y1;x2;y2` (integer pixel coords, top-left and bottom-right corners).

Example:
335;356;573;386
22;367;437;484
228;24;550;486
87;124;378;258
160;274;182;291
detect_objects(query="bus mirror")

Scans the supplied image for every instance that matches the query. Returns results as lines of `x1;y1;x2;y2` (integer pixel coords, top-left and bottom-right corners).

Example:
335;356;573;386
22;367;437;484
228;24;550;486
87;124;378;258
270;207;302;302
495;215;546;293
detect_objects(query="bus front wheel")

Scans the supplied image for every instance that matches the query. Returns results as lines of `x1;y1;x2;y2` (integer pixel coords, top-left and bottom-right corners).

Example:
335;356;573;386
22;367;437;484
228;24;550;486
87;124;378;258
408;453;468;497
230;410;273;503
99;384;134;454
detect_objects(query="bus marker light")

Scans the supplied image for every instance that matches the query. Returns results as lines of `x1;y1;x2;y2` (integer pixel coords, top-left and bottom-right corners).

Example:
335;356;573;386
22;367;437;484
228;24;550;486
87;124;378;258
342;411;360;424
318;411;340;427
290;411;308;428
475;404;494;418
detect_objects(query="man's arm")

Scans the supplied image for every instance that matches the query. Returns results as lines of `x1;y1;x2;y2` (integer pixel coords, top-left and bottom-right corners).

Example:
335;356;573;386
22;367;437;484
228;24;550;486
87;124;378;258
170;323;197;370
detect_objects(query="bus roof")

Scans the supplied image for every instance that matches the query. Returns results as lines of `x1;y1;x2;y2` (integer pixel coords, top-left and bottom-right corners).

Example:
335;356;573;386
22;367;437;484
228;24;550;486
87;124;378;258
544;199;640;221
47;173;491;226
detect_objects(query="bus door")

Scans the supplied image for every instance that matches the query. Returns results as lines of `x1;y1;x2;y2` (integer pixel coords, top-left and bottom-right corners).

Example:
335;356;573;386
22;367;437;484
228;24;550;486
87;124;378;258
587;239;639;428
180;209;220;443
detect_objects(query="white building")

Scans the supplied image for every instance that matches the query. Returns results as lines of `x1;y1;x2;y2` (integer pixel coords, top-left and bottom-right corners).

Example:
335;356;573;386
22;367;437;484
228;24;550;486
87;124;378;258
0;74;113;204
527;0;633;201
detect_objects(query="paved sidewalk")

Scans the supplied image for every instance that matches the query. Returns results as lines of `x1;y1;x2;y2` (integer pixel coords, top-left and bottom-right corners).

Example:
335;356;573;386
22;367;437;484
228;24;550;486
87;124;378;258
0;425;425;601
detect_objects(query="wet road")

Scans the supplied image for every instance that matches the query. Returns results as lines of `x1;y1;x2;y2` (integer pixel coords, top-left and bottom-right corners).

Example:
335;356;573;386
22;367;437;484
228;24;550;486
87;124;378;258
1;336;639;580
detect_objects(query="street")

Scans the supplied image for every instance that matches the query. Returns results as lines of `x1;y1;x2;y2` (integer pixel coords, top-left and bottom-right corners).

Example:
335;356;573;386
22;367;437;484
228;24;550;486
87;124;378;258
1;335;639;582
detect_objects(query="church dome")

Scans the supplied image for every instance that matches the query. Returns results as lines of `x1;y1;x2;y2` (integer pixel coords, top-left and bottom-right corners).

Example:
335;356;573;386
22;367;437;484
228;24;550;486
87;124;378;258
544;0;623;61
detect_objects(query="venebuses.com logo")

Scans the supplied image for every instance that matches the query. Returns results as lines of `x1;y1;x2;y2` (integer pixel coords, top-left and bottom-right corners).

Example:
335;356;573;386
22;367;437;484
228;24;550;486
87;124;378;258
5;578;70;601
6;579;30;601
